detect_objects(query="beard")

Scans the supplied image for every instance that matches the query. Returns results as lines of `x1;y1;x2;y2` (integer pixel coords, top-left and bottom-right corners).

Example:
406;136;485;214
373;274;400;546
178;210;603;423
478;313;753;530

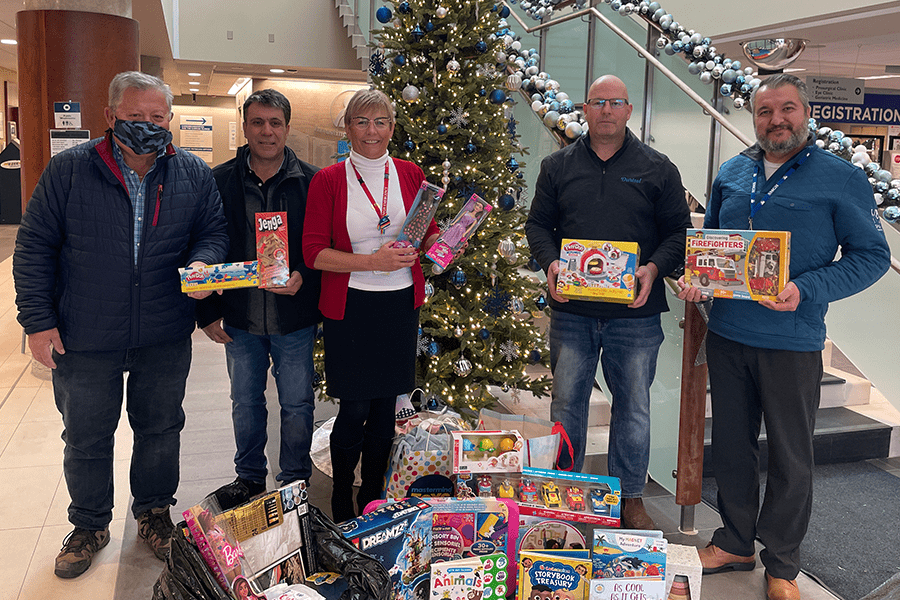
757;124;808;156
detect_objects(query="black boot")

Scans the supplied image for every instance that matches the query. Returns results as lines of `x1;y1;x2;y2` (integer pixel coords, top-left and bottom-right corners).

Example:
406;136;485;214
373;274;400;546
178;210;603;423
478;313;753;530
330;439;363;523
356;434;395;515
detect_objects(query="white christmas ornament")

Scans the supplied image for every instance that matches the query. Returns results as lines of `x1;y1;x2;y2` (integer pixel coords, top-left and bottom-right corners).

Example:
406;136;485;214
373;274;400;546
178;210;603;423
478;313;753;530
402;85;420;102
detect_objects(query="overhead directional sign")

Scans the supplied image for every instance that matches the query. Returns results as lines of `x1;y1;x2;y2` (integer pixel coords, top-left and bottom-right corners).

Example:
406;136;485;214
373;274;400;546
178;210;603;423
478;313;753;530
806;77;865;105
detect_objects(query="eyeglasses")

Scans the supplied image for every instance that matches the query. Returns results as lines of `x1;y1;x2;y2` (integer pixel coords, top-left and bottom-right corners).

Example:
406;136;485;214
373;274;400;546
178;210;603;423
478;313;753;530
350;117;392;130
585;98;629;110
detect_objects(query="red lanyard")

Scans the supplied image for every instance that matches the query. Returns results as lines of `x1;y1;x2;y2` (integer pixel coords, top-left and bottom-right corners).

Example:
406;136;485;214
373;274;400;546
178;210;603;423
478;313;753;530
349;159;391;233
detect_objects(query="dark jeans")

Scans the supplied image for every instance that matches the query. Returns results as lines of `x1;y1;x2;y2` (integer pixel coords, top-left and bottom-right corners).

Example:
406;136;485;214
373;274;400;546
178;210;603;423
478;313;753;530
707;331;822;580
224;324;316;484
52;337;192;530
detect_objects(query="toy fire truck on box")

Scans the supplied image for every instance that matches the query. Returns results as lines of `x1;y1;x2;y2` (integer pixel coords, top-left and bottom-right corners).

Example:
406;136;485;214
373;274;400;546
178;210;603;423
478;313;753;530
684;229;790;301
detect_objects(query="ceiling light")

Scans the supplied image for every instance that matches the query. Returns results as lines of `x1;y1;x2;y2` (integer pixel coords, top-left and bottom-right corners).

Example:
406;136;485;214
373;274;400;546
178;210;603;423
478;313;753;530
269;68;285;74
783;68;806;73
0;39;16;45
189;81;200;85
860;74;900;80
189;88;199;92
188;72;201;77
228;77;250;95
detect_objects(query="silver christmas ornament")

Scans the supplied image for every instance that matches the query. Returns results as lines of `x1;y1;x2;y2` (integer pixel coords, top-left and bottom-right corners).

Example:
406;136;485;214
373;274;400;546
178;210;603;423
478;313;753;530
402;85;420;102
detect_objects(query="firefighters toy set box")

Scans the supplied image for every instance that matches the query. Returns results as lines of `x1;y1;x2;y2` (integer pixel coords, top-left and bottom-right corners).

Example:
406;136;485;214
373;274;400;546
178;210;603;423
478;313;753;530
556;239;641;304
684;229;791;301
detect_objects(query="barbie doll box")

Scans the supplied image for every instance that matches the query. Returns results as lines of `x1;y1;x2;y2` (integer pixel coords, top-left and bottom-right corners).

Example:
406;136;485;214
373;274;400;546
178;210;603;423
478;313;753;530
556;239;640;304
426;194;493;269
684;229;790;301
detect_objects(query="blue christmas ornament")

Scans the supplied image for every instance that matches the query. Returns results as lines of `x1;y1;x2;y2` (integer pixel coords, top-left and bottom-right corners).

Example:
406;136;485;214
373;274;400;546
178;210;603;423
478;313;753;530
451;269;467;288
404;140;416;151
529;349;542;363
376;6;392;23
479;328;491;340
398;1;411;13
425;20;434;32
475;40;488;53
535;295;548;310
427;340;441;357
527;256;542;272
498;194;515;210
479;88;487;97
544;90;557;100
549;101;560;112
465;142;477;154
883;205;900;223
410;25;424;41
531;93;544;103
499;5;510;18
418;326;424;336
506;157;519;172
829;130;845;142
559;99;574;114
438;124;448;134
720;84;732;96
393;54;407;66
490;89;508;104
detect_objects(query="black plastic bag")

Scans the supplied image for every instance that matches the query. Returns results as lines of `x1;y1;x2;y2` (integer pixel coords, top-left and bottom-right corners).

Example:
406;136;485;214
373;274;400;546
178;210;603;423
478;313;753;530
153;522;231;600
308;505;392;600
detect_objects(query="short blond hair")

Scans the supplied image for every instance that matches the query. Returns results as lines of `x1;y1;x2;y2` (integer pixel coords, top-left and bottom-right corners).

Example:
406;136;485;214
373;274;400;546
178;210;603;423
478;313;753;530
345;88;395;124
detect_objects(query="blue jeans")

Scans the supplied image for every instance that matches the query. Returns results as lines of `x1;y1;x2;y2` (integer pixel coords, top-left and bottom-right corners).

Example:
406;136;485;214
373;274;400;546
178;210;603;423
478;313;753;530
224;324;316;484
52;337;191;530
549;311;663;496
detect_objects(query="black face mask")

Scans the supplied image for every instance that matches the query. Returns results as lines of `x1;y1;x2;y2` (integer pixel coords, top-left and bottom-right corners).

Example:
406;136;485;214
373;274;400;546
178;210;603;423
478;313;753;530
113;119;173;155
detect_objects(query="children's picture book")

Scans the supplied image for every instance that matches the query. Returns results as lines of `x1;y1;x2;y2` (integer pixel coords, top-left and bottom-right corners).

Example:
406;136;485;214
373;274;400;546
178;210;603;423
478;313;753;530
393;181;445;249
518;549;592;600
425;194;492;269
591;530;666;579
430;557;483;600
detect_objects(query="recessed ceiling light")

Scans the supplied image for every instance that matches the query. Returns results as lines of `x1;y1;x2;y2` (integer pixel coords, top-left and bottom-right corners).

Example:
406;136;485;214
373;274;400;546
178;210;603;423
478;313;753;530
188;72;201;77
0;39;17;45
189;88;199;92
270;68;285;74
189;81;200;85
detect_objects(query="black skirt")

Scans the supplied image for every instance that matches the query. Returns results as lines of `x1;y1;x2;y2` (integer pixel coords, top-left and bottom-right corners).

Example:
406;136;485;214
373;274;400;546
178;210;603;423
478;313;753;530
323;286;419;401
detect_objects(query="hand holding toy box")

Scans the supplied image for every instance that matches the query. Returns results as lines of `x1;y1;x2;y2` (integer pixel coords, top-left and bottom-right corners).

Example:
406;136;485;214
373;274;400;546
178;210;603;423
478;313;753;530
179;261;259;293
257;211;290;288
392;181;445;250
556;239;640;304
684;229;790;301
426;194;492;269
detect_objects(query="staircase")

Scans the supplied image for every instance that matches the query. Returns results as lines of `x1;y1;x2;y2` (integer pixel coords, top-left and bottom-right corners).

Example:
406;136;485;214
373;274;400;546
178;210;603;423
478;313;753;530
335;0;370;71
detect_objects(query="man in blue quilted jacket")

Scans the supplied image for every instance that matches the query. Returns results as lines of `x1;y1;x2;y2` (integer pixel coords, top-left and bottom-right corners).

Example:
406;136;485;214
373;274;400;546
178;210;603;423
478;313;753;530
13;71;228;578
678;74;889;600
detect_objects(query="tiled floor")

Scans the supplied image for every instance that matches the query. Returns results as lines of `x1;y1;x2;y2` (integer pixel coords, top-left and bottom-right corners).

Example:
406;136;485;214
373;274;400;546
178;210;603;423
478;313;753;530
0;250;851;600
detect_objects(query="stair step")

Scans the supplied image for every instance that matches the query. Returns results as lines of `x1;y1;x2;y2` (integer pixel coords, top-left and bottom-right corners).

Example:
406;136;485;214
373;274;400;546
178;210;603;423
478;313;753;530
701;406;892;476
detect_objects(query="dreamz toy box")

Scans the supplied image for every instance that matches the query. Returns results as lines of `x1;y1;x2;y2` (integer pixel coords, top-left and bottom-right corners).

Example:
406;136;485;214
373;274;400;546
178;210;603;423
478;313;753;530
179;261;259;293
684;229;790;301
556;239;640;304
339;498;433;600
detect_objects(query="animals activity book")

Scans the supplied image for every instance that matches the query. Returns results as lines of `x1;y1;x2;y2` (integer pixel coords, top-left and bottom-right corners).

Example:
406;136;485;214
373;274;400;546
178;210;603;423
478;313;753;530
430;552;509;600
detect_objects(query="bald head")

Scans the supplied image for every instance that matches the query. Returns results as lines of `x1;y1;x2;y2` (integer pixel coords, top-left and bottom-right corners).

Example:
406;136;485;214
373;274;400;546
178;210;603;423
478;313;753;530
588;75;629;103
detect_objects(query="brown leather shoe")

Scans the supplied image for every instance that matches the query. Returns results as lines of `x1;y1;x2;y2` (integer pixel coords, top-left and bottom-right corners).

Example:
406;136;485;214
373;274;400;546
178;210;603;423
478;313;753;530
766;572;800;600
620;497;656;530
697;542;756;575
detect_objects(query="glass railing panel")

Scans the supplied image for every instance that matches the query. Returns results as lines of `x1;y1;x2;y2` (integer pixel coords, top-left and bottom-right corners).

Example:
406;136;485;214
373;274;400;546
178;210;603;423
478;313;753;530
512;96;564;209
544;16;590;105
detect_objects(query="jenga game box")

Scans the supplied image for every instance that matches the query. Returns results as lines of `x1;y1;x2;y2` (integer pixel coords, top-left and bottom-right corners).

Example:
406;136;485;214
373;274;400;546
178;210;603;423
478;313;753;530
256;212;289;288
556;239;640;304
684;229;790;301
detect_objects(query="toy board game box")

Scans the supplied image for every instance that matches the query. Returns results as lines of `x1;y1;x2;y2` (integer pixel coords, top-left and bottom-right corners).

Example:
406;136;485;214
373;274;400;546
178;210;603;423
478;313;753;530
179;261;259;293
256;211;290;288
451;430;525;474
556;239;640;304
338;498;433;600
430;552;509;600
183;480;314;598
684;229;790;301
428;498;519;586
426;194;492;269
518;549;592;600
393;181;445;249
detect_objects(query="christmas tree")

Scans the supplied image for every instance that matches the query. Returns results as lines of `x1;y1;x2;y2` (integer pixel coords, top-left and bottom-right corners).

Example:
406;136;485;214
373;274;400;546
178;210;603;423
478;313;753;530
367;0;552;415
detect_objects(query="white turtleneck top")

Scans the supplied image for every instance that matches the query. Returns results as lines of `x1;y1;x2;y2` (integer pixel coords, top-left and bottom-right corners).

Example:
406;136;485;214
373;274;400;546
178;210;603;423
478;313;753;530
344;150;413;290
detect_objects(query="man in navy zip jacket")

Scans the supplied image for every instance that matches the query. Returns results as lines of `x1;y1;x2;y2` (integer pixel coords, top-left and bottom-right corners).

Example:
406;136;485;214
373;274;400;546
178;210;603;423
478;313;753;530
526;75;692;530
13;71;228;578
678;74;889;600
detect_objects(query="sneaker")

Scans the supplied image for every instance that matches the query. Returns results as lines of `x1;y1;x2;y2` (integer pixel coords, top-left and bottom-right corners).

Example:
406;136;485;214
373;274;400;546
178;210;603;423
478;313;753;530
209;476;267;510
55;527;110;579
137;506;175;560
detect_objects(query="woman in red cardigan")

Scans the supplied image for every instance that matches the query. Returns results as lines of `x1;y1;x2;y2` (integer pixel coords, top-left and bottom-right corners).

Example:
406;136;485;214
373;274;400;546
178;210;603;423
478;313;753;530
303;88;440;522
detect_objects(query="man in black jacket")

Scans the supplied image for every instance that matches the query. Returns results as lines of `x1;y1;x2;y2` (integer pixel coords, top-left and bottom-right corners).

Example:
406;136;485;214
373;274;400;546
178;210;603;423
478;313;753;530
198;89;321;507
526;75;691;529
14;71;228;577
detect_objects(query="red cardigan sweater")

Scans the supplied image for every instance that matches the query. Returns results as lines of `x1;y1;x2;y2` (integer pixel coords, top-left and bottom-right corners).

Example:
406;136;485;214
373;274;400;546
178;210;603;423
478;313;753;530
303;158;440;320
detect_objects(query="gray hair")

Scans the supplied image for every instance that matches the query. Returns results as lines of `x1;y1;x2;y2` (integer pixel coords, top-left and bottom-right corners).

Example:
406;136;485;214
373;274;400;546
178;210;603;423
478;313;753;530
108;71;173;112
243;88;291;124
750;73;810;116
345;88;395;125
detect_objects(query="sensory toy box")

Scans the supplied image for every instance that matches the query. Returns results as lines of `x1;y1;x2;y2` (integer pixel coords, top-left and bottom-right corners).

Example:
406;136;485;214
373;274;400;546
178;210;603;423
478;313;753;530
556;239;640;304
684;229;790;301
338;498;433;600
451;430;525;474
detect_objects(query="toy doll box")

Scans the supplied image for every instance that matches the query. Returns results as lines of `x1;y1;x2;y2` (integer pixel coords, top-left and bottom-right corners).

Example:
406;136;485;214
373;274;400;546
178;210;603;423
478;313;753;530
515;467;622;530
684;229;791;301
451;430;525;474
338;498;433;600
556;239;640;304
179;261;259;293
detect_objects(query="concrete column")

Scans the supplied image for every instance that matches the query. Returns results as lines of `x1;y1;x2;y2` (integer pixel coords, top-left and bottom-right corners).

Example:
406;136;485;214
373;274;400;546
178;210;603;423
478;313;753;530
17;1;139;212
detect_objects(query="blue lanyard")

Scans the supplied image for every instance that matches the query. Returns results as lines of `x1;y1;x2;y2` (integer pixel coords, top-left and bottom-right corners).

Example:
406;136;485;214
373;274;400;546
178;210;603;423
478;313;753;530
749;149;811;228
